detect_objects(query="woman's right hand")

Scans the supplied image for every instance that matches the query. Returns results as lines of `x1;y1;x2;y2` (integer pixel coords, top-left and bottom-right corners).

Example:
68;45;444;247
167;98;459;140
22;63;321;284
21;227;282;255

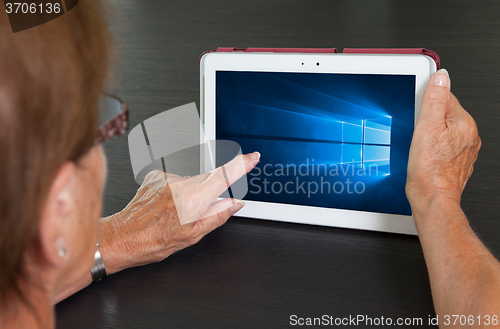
406;69;481;215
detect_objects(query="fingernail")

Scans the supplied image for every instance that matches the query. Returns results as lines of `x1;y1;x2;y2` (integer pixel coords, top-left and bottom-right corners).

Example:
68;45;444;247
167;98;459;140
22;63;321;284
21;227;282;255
230;200;245;214
433;69;450;87
249;151;261;161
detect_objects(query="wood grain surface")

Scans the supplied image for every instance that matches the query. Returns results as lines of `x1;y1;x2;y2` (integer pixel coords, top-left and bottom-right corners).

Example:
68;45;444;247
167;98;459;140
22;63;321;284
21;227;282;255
56;1;500;328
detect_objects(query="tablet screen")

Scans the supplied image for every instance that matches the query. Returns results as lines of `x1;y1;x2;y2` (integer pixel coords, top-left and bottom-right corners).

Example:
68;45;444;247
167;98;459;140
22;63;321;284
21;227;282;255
216;71;415;216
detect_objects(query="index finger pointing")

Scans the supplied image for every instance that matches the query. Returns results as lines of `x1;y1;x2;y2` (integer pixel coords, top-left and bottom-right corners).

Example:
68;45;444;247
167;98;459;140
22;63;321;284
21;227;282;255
200;151;260;201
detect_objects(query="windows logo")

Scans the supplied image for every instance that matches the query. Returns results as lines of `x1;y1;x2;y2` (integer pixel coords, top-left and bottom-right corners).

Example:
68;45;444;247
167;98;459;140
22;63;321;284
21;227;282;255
341;116;392;175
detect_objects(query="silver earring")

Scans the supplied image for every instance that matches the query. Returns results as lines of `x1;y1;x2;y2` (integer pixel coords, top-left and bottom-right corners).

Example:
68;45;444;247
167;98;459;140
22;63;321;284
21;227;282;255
59;245;67;258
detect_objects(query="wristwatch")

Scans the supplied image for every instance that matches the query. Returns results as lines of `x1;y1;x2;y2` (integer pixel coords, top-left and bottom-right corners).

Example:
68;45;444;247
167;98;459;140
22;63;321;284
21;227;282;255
90;244;107;282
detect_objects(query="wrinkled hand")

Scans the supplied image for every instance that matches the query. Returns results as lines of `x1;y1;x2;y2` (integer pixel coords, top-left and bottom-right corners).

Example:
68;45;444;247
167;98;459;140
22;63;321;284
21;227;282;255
98;152;260;274
406;69;481;213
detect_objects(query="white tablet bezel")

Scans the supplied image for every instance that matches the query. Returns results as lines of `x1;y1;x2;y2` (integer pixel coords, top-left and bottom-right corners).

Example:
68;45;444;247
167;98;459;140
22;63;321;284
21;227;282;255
200;52;436;235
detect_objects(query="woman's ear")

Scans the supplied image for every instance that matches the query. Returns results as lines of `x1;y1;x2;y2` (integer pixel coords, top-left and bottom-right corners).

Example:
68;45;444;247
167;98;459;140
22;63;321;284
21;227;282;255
37;162;77;267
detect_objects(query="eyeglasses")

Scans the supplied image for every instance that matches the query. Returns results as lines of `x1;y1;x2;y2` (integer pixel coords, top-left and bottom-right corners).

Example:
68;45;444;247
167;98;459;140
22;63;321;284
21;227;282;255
94;93;129;145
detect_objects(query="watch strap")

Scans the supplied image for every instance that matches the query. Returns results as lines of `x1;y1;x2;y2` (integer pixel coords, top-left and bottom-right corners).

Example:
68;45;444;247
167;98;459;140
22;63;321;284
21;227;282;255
90;244;107;282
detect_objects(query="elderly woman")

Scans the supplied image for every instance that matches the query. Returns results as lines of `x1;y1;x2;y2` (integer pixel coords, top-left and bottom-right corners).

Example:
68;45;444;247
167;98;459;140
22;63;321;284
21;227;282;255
0;2;259;328
2;1;500;329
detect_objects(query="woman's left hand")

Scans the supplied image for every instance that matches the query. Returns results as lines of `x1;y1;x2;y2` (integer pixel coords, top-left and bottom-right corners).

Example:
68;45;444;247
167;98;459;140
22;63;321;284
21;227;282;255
97;152;260;274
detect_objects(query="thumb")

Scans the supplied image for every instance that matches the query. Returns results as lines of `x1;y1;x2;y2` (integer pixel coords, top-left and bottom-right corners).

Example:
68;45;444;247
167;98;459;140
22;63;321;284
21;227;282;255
193;199;245;231
419;69;451;123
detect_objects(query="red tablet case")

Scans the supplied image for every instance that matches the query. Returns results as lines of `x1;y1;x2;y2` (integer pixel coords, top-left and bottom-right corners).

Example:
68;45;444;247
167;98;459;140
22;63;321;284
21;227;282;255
201;47;440;70
343;48;440;70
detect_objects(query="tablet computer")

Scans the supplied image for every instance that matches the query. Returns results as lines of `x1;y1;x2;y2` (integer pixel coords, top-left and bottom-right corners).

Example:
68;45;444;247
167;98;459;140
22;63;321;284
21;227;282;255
200;50;437;234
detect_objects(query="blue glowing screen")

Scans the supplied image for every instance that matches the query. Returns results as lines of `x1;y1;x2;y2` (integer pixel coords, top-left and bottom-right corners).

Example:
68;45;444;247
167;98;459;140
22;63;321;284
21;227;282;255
216;71;415;216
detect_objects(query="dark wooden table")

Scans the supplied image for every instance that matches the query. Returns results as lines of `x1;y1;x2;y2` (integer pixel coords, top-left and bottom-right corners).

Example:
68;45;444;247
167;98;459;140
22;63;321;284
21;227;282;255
56;1;500;328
